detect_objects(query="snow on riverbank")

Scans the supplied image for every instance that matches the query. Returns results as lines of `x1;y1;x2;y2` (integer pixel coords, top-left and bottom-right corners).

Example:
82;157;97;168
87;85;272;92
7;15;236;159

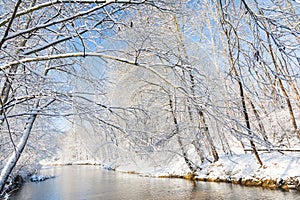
195;152;300;186
40;150;300;191
30;175;55;182
114;151;300;190
40;159;102;166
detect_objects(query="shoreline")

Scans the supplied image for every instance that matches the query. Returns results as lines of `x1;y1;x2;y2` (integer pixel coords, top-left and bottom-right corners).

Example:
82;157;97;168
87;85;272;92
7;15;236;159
5;162;299;199
114;169;300;192
113;152;300;193
25;152;300;194
32;162;300;192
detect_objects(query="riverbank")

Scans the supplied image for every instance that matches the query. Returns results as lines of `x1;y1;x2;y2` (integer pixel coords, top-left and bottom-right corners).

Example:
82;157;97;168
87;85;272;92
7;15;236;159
194;152;300;191
10;165;300;200
114;152;300;192
39;151;300;192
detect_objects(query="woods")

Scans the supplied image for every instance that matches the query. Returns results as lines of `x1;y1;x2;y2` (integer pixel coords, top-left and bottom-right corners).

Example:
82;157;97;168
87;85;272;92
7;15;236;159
0;0;299;195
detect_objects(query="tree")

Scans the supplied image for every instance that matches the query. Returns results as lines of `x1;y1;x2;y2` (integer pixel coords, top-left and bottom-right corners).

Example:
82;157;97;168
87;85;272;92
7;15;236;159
0;0;172;194
1;0;299;195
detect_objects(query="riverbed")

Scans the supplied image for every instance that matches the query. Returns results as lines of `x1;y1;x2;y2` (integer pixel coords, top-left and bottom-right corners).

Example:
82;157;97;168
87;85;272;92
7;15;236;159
9;165;299;200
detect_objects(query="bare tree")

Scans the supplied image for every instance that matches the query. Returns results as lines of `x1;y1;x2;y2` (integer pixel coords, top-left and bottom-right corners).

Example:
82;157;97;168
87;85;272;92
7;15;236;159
0;0;173;194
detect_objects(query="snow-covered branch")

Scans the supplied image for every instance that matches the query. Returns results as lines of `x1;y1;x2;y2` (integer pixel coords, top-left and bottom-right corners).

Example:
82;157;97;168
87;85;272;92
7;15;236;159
0;111;38;192
0;0;139;28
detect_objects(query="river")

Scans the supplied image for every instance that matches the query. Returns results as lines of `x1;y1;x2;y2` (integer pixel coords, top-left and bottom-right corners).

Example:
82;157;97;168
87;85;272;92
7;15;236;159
9;165;299;200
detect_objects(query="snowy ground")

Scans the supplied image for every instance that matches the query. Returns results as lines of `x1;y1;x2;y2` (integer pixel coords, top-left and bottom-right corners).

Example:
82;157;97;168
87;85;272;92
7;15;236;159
195;152;300;186
67;153;297;189
42;144;300;190
40;108;300;191
112;151;300;190
41;149;300;191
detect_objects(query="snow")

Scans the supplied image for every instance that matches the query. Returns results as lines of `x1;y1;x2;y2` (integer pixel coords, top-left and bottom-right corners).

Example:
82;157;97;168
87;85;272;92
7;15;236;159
40;136;300;190
39;159;102;166
108;151;300;190
116;152;298;179
30;175;55;182
195;152;300;182
37;144;300;193
39;108;300;190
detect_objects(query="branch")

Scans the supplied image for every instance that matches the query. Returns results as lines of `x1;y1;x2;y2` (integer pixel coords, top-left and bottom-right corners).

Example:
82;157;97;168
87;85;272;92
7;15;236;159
1;52;183;92
244;148;300;152
0;0;137;27
22;6;116;55
0;0;22;49
3;3;113;41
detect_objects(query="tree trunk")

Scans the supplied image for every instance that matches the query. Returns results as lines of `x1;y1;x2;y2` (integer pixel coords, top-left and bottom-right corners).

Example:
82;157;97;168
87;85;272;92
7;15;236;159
219;2;263;166
0;113;37;193
198;110;219;162
232;66;263;166
173;15;219;162
192;140;205;163
168;94;195;172
266;34;300;139
247;96;269;142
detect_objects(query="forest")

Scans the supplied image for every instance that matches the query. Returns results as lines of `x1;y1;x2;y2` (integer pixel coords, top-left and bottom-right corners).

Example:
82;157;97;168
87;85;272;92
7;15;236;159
0;0;299;196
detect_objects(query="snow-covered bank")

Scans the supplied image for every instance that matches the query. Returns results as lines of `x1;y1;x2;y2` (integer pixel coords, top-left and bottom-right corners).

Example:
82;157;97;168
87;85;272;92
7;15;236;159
29;175;55;182
114;152;300;191
39;159;102;166
194;152;300;190
39;150;300;192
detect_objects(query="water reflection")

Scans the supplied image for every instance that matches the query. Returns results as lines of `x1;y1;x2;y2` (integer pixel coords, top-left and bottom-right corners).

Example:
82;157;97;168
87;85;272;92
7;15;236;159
9;165;299;200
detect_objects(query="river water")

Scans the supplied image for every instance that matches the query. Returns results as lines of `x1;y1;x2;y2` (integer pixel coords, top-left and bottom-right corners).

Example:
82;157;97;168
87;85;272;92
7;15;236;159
9;165;299;200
